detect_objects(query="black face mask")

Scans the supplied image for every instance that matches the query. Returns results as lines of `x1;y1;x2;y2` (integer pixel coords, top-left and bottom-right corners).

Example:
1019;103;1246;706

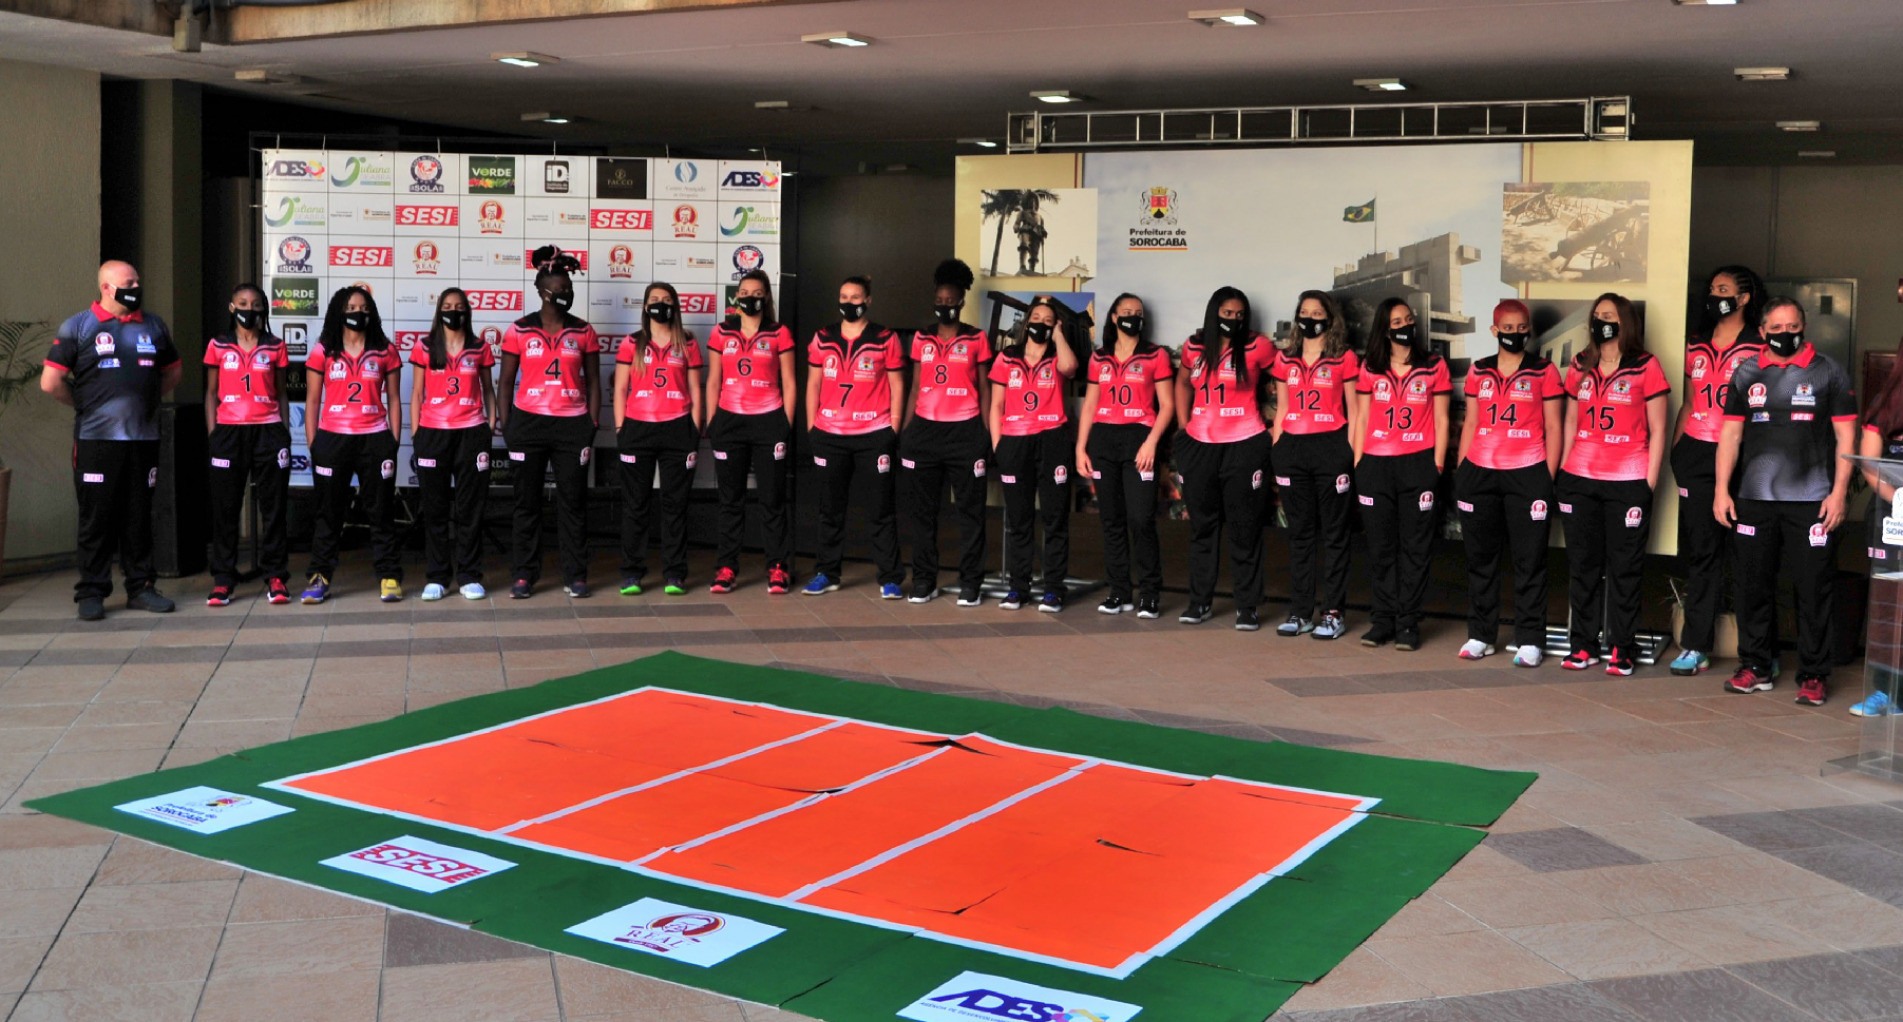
439;310;468;331
1388;325;1415;346
934;304;962;325
1497;330;1531;354
114;285;142;311
544;290;575;312
1216;319;1241;338
647;303;676;324
342;312;371;333
839;301;867;323
1706;295;1740;321
1296;316;1329;339
1025;322;1054;344
734;295;766;318
233;309;262;331
1765;329;1804;357
1115;315;1144;337
1591;319;1620;344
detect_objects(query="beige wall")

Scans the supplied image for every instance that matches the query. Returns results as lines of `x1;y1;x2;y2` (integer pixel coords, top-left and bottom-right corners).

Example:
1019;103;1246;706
0;59;100;563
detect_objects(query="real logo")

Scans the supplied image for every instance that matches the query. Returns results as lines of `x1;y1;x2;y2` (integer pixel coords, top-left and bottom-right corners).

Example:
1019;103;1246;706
478;200;507;234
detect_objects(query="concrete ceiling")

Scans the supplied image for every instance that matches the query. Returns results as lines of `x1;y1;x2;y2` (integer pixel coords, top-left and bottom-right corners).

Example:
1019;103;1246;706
5;0;1902;171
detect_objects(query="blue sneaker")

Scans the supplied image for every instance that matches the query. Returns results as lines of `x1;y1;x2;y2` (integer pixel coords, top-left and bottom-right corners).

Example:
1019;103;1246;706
880;582;904;600
802;573;839;596
1038;590;1065;614
1669;649;1710;676
299;573;329;605
999;589;1024;611
1849;690;1901;717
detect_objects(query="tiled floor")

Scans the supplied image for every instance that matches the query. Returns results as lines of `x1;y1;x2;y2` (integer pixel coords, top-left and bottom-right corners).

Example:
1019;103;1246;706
1;551;1901;1022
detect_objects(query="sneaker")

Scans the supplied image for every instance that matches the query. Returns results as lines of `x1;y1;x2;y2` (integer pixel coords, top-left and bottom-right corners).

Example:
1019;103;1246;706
301;574;330;605
881;582;905;600
564;580;591;599
665;578;688;596
803;573;840;596
1849;690;1901;717
1457;639;1495;660
1394;627;1422;652
1723;664;1774;694
1312;612;1345;640
1604;647;1635;677
1669;649;1710;676
459;582;487;600
126;588;175;613
420;583;447;602
510;579;532;599
1000;589;1025;611
1136;596;1161;619
1179;603;1212;625
1795;673;1829;707
1359;625;1395;648
267;578;290;605
957;588;983;608
767;567;791;595
909;583;938;605
1514;645;1545;668
1560;648;1599;670
76;596;105;621
1098;594;1134;615
379;578;403;603
618;578;644;596
1037;590;1065;613
206;585;233;608
710;567;737;594
1235;607;1261;632
1277;615;1314;636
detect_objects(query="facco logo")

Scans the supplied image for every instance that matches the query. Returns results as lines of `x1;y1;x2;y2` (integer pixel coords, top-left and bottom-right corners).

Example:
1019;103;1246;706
395;205;459;226
590;208;654;231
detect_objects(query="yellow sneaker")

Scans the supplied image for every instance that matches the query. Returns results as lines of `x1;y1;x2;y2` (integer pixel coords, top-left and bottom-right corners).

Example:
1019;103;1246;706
379;578;403;603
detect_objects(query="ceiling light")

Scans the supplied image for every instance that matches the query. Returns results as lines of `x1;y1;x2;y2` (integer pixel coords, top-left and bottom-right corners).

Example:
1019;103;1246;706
1798;150;1836;158
1673;0;1739;5
1735;66;1791;81
802;31;871;48
1189;8;1263;26
494;52;558;68
1032;90;1086;104
1354;78;1408;92
234;69;301;85
520;111;570;124
755;100;791;110
958;137;999;148
1778;120;1821;132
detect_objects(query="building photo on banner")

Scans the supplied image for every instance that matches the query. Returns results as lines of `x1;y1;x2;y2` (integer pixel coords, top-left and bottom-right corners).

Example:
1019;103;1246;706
954;140;1692;551
259;149;784;490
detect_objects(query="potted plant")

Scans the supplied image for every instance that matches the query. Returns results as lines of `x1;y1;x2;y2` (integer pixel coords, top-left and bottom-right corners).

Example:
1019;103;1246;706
0;320;53;578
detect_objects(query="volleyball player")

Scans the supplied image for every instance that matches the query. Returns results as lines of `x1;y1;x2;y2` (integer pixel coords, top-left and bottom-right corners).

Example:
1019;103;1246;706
613;283;702;596
804;276;907;596
1270;290;1357;639
1077;293;1173;618
301;286;404;604
1854;336;1903;716
990;298;1079;611
408;287;496;601
900;259;992;605
203;283;291;606
705;270;796;594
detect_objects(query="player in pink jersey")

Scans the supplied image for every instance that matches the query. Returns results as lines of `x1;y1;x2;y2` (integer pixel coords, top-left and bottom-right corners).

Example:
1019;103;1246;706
1556;293;1671;676
900;259;994;606
1077;293;1174;619
1269;290;1358;640
300;286;404;605
989;298;1079;612
1352;297;1451;650
1667;265;1765;677
704;270;797;594
498;246;601;599
408;288;497;602
1452;300;1565;666
1174;287;1276;630
804;276;908;596
202;283;292;607
613;283;703;598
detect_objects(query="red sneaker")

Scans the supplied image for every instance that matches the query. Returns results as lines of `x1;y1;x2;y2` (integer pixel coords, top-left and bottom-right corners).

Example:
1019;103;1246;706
266;578;290;605
767;566;791;595
1724;664;1774;694
206;585;233;608
1795;673;1829;707
709;567;737;595
1560;649;1599;671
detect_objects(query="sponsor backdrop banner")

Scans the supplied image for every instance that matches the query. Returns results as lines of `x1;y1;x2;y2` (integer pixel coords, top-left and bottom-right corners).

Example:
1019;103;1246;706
261;150;782;487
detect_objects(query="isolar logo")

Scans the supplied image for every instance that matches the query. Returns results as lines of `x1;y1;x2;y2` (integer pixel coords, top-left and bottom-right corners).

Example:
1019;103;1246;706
468;155;516;194
276;236;313;273
465;290;524;312
731;245;765;279
591;208;653;231
478;200;507;234
412;241;441;275
898;972;1141;1022
408;154;446;193
679;293;718;315
671;204;700;239
395;204;459;226
608;245;635;280
322;836;516;894
330;245;394;268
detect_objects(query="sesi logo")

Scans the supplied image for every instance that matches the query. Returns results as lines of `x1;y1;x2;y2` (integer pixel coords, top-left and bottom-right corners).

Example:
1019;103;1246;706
395;205;459;226
393;331;427;352
348;844;492;883
330;246;394;267
465;290;524;312
679;293;719;315
590;208;653;231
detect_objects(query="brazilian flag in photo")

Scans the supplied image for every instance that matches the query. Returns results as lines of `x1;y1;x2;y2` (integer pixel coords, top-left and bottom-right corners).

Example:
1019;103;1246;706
1343;199;1376;223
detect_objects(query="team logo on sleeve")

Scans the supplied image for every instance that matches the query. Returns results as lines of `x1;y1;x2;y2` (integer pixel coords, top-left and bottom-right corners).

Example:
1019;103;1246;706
1747;382;1768;408
1530;499;1548;521
1624;506;1644;528
478;200;506;234
1577;379;1594;400
1478;379;1495;399
1691;355;1709;379
93;332;116;353
1374;379;1392;400
1285;366;1301;387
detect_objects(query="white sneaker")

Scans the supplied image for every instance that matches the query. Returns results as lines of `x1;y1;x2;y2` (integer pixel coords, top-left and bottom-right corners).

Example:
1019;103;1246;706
459;582;487;600
420;583;447;602
1514;645;1544;668
1457;639;1495;660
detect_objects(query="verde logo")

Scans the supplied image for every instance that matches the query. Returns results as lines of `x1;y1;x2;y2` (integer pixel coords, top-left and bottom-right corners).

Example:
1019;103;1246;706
264;196;326;229
468;156;517;194
269;277;320;317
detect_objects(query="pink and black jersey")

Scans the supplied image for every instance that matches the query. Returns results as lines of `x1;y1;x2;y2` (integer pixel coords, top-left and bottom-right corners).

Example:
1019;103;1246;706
1682;337;1765;444
1181;333;1275;443
1463;354;1564;470
502;315;600;418
710;323;795;415
409;340;496;430
1087;345;1173;428
1561;353;1671;481
1272;349;1359;436
1721;344;1857;502
307;344;398;435
204;335;287;426
809;325;905;435
1358;358;1453;458
989;347;1071;436
617;335;702;423
910;329;992;423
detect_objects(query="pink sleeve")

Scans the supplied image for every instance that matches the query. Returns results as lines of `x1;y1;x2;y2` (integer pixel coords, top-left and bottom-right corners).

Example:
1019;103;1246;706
987;359;1010;385
580;326;601;355
1542;364;1565;399
1643;359;1670;399
1432;361;1453;394
885;333;905;370
1356;368;1375;394
614;337;635;364
500;326;523;356
686;339;704;369
201;344;220;367
774;327;795;355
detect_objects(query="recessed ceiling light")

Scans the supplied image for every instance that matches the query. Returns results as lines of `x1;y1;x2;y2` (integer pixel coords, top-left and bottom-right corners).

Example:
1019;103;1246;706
1798;150;1836;158
1189;8;1263;26
802;31;871;48
1354;78;1408;92
958;137;1000;148
494;52;558;68
1674;0;1739;5
1031;90;1086;104
1735;66;1791;81
1777;120;1822;132
755;100;791;110
520;111;570;124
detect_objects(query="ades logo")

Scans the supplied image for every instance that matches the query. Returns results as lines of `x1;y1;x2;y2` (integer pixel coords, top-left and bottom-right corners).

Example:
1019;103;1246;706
721;168;780;190
266;158;324;180
671;204;700;239
409;155;446;193
413;241;441;275
276;236;313;273
731;245;765;279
